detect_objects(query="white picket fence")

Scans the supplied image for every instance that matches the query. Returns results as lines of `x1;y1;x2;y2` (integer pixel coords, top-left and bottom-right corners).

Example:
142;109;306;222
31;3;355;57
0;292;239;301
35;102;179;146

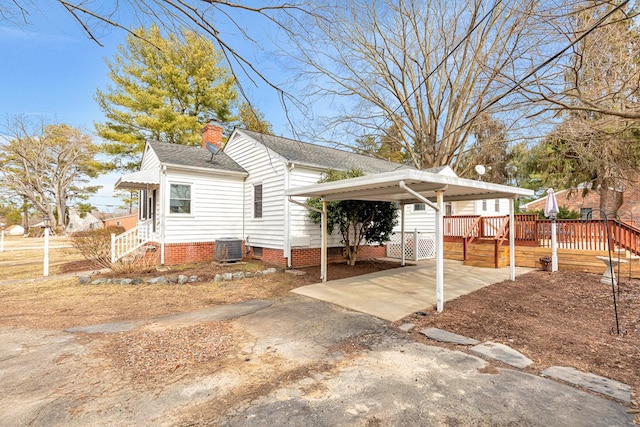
386;231;436;261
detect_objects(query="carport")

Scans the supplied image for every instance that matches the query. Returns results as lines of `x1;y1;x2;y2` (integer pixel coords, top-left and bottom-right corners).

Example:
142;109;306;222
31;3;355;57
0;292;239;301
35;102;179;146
287;169;534;312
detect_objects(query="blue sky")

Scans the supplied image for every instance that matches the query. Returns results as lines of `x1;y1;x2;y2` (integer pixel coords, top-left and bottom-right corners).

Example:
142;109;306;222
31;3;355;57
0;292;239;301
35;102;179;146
0;4;291;211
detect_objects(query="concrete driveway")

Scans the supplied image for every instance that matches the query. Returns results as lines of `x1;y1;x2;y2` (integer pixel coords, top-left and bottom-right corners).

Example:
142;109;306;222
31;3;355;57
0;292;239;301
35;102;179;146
0;296;633;426
293;259;534;321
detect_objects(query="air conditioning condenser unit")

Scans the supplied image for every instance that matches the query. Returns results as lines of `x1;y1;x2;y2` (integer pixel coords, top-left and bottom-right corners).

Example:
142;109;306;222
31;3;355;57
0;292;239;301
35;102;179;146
215;238;243;263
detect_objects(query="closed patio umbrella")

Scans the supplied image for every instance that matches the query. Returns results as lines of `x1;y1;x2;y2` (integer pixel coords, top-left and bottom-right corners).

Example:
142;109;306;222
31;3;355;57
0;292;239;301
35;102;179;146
545;188;559;272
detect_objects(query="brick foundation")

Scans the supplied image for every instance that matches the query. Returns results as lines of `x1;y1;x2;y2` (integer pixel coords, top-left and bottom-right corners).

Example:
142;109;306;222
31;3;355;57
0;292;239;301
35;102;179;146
160;241;387;268
163;241;217;265
290;245;387;268
247;247;288;267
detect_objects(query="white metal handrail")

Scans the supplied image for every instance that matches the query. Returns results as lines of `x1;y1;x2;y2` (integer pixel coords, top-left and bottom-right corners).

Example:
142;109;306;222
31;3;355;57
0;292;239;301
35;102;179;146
111;221;153;263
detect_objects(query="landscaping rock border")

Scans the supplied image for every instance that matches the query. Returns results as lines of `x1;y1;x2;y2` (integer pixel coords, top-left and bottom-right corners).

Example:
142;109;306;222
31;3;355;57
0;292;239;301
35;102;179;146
78;267;279;286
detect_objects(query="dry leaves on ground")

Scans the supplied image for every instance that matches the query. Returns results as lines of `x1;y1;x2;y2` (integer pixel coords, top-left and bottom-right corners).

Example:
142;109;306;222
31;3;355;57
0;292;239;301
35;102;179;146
403;270;640;416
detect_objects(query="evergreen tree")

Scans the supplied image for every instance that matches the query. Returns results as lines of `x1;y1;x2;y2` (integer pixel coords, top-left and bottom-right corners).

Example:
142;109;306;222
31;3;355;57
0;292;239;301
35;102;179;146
95;25;238;171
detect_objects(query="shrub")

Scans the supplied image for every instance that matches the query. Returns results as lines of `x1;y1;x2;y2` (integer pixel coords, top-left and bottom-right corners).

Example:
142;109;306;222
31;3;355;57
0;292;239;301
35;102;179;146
70;226;124;270
69;226;159;275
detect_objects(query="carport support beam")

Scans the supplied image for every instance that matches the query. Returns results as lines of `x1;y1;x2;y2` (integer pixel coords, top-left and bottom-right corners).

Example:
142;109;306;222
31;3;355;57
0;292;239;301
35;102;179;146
509;199;515;281
398;181;445;312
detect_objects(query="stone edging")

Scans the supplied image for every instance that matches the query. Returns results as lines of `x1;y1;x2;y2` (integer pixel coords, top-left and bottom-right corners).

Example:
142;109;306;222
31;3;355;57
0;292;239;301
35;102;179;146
78;267;279;286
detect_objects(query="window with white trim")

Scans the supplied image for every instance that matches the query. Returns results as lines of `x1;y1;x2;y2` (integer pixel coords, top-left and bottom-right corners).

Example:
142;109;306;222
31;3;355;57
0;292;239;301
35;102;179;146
414;204;425;211
494;199;500;212
254;184;263;218
170;184;191;214
482;200;487;211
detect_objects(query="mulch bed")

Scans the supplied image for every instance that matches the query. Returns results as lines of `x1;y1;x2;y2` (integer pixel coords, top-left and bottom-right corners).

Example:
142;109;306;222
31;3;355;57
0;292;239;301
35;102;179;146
402;269;639;414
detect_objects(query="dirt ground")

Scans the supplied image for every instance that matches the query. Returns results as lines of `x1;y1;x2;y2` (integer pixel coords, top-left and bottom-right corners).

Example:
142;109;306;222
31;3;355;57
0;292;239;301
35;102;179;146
2;257;639;422
402;269;640;416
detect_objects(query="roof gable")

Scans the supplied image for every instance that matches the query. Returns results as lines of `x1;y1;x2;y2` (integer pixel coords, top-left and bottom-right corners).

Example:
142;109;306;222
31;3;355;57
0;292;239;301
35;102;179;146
233;129;411;174
148;140;246;174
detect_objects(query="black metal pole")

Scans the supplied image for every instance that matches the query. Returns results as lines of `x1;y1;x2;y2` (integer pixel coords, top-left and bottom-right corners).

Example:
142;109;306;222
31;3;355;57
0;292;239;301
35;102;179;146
596;209;620;335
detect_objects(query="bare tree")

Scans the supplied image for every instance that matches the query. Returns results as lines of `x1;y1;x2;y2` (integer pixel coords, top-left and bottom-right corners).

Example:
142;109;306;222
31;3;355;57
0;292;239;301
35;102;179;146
527;2;640;217
283;0;555;170
530;1;640;120
0;117;101;232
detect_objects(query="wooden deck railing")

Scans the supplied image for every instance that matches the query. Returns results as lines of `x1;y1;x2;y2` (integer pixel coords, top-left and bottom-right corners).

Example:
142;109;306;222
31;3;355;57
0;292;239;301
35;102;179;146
444;215;640;256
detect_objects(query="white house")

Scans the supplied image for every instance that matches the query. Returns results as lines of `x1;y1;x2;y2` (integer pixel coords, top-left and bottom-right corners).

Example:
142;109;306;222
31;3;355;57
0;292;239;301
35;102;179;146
115;124;509;267
66;208;103;233
5;224;24;236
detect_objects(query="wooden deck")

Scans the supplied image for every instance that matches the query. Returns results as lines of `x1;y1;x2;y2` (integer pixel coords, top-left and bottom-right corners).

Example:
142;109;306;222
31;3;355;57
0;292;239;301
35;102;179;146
442;215;640;276
443;241;640;278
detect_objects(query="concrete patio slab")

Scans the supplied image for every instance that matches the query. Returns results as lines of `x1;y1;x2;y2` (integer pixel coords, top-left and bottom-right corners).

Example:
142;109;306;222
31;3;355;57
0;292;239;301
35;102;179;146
292;259;533;321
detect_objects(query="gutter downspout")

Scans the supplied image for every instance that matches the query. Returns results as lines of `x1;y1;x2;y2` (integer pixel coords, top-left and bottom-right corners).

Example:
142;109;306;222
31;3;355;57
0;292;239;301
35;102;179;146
284;163;293;268
160;165;167;265
399;181;446;312
288;196;326;282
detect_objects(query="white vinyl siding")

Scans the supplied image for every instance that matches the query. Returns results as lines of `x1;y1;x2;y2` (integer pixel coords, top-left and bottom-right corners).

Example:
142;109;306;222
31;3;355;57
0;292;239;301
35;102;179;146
289;166;344;248
224;133;288;250
453;200;477;215
456;199;509;216
162;168;244;244
141;145;161;170
394;203;436;234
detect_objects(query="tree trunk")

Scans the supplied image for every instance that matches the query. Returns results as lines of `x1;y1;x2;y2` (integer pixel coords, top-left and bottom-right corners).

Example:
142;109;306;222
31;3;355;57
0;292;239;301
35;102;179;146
599;180;623;218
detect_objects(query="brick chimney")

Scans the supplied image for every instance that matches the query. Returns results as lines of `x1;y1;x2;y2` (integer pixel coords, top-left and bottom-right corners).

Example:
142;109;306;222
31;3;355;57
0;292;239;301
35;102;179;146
201;122;223;149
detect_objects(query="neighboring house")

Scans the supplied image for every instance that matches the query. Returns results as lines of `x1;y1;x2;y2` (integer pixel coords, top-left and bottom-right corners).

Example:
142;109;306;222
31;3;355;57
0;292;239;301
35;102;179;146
522;185;640;222
66;208;103;233
115;124;510;267
5;224;24;236
101;210;139;231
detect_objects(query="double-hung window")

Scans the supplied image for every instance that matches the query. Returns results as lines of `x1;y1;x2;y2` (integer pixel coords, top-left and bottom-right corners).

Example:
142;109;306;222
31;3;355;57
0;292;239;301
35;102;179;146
170;184;191;214
254;184;263;218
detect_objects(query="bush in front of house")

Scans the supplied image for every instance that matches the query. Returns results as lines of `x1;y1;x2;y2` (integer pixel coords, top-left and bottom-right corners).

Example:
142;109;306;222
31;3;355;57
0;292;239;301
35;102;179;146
69;226;150;274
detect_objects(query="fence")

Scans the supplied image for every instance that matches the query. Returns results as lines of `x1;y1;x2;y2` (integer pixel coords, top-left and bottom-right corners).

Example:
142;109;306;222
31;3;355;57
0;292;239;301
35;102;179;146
386;231;436;261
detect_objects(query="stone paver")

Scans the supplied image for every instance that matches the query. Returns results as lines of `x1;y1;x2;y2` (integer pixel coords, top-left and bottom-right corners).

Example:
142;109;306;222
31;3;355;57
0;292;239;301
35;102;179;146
420;327;480;345
398;322;415;332
470;341;533;369
541;366;632;403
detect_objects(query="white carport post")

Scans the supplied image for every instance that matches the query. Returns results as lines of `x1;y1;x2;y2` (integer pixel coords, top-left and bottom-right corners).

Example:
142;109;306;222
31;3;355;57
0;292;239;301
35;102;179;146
509;199;516;281
435;191;444;312
321;200;327;282
399;181;445;312
400;202;406;267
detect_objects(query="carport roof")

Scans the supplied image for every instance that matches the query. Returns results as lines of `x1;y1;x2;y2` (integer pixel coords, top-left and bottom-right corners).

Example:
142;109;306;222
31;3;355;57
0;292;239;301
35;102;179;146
286;169;534;202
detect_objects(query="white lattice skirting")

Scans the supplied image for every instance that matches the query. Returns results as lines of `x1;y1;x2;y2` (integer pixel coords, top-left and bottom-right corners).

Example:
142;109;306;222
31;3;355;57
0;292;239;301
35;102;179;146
386;232;436;260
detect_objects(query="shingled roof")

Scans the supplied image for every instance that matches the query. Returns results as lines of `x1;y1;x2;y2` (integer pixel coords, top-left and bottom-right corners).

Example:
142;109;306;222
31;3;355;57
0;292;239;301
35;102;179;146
236;129;410;174
148;140;246;174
